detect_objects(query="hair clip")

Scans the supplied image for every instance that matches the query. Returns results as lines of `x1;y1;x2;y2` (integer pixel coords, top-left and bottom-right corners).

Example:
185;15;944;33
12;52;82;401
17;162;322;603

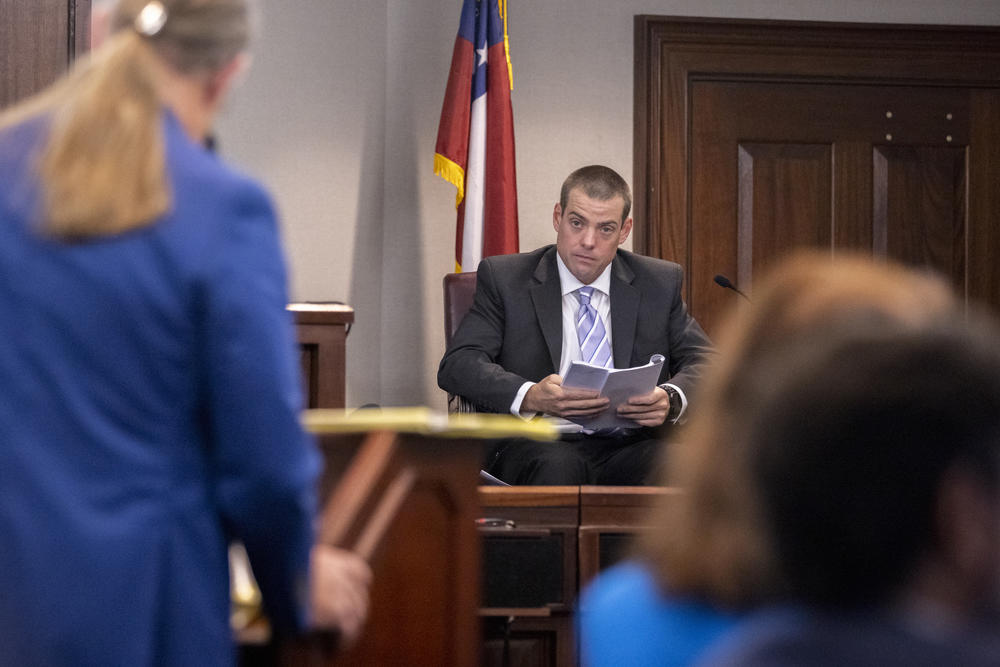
135;1;168;37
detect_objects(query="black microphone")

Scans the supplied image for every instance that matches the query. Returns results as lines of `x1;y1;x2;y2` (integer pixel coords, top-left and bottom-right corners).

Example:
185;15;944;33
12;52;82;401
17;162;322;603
713;274;750;302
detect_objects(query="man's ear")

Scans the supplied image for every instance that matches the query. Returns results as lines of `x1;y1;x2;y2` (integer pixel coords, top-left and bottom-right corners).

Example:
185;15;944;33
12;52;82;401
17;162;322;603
618;217;633;245
552;203;562;233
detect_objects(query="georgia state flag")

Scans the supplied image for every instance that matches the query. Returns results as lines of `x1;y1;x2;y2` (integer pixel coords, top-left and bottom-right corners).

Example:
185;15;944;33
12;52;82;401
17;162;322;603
434;0;518;272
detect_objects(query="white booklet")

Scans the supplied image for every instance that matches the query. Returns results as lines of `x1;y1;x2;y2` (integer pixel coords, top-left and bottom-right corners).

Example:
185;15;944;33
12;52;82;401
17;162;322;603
561;354;665;430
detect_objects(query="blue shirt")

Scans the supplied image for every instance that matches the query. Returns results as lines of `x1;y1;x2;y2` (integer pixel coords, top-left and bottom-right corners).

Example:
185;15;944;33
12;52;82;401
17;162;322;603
578;560;742;667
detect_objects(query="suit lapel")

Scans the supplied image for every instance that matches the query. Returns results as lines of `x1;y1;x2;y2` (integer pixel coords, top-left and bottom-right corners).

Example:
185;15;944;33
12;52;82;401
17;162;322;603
610;254;638;369
530;249;563;372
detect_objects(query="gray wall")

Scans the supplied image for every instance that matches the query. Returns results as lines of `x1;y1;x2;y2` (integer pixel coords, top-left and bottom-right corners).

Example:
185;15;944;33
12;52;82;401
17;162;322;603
215;0;1000;410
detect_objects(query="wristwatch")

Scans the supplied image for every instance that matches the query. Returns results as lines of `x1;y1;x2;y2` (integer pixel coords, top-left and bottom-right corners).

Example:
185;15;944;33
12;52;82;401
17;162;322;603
659;383;683;422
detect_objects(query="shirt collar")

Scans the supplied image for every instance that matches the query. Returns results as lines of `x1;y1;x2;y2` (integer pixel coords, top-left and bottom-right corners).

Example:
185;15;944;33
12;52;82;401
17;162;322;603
555;252;613;297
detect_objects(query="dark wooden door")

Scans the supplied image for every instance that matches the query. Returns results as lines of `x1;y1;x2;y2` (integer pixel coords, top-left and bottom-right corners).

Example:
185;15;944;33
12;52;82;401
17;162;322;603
635;18;1000;337
1;0;90;109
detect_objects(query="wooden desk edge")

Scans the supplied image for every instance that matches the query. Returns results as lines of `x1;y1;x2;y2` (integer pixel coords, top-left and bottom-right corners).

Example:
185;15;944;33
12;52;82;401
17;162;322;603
288;303;355;326
478;485;580;507
479;607;553;618
477;485;679;506
580;485;680;507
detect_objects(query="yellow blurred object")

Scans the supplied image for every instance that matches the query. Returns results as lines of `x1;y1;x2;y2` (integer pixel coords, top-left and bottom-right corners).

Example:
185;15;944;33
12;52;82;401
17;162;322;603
302;407;557;441
229;543;266;639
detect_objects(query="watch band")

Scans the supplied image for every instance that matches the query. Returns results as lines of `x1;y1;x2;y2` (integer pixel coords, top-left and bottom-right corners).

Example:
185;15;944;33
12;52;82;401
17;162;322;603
659;383;683;422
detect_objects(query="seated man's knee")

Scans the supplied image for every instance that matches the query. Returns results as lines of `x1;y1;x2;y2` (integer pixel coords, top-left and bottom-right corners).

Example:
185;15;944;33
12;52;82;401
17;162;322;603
519;443;593;485
490;439;595;485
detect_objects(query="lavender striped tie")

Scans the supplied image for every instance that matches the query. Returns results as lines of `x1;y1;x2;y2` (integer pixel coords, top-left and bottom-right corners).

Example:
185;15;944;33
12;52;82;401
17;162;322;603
576;286;613;368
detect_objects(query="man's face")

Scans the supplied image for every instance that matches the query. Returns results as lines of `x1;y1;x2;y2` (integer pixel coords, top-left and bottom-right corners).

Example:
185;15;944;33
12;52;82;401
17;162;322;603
552;188;632;285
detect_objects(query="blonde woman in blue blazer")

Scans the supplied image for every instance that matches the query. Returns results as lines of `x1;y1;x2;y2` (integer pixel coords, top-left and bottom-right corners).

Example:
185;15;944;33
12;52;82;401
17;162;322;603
0;1;369;664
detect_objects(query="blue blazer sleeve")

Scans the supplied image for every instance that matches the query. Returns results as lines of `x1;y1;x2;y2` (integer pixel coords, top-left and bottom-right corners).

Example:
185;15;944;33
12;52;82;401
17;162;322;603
199;180;320;631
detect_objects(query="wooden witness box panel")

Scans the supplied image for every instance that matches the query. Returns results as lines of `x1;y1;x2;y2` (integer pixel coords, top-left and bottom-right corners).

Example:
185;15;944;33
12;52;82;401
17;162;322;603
477;485;677;667
478;487;579;667
478;486;675;600
578;485;677;587
478;487;580;615
289;303;353;410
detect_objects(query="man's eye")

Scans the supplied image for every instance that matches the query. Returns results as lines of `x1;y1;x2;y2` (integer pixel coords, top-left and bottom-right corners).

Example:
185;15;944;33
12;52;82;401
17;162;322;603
600;226;615;235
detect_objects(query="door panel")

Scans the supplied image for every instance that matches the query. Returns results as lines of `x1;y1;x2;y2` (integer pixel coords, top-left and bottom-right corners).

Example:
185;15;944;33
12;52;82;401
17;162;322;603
873;146;967;289
737;143;833;287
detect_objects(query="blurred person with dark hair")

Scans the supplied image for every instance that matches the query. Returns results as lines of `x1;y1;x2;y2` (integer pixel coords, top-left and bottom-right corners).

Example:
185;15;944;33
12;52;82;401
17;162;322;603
579;252;962;666
702;313;1000;666
0;1;369;664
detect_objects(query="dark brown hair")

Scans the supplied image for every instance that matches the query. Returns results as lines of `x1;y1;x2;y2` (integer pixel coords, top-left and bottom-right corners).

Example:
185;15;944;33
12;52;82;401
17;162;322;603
559;165;631;222
748;317;1000;607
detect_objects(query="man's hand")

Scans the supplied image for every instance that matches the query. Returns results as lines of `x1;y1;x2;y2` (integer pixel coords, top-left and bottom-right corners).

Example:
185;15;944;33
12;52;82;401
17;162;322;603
309;545;373;645
617;386;670;427
521;374;609;418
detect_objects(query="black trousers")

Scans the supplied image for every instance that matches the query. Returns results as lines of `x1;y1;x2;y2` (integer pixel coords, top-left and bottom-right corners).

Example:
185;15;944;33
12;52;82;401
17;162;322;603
484;427;668;486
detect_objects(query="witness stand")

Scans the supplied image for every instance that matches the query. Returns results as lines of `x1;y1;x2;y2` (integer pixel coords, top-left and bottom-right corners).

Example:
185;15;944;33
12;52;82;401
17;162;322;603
248;310;665;667
478;485;674;667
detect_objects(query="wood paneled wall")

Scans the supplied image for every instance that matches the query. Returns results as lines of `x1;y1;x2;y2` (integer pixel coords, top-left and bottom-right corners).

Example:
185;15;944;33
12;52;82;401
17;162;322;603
1;0;90;110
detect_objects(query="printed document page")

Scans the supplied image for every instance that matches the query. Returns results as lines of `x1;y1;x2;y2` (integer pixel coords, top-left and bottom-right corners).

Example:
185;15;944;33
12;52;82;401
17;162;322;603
562;354;665;429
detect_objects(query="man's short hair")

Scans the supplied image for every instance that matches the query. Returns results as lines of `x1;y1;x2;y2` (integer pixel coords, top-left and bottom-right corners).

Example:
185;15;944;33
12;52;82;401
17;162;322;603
746;317;1000;608
559;165;631;222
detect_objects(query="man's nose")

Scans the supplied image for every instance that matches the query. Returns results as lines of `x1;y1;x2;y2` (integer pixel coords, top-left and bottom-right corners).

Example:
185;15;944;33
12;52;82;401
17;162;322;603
580;227;596;247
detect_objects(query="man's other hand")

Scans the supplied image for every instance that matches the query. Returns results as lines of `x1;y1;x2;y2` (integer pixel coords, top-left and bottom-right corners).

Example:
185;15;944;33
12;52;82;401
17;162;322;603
521;374;609;418
617;386;669;427
309;545;373;645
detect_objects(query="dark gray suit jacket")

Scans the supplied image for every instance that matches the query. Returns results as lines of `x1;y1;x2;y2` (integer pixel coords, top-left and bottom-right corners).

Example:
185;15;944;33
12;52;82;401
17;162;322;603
438;245;712;414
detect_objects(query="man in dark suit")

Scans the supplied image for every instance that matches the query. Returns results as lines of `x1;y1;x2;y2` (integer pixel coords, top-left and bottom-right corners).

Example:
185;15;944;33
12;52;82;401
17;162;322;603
438;165;711;485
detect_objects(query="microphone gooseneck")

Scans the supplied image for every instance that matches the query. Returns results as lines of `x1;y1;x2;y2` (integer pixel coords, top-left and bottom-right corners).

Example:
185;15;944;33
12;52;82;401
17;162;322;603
713;274;751;302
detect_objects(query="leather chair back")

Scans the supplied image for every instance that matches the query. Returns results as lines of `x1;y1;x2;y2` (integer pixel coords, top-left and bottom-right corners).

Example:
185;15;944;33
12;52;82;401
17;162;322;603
443;272;478;347
442;272;479;413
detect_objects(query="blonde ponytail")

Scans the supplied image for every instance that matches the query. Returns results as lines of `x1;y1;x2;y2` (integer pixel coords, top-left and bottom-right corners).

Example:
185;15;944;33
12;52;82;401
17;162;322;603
0;0;252;240
40;32;167;239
